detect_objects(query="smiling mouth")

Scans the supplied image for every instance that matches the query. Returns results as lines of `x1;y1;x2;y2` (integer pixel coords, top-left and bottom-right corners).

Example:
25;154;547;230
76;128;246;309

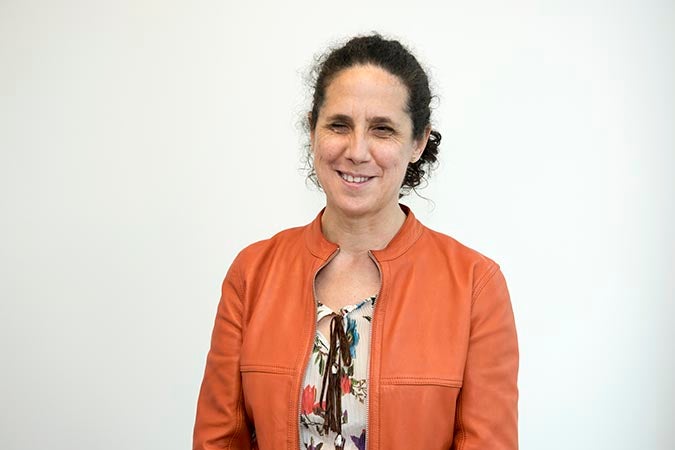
338;171;373;184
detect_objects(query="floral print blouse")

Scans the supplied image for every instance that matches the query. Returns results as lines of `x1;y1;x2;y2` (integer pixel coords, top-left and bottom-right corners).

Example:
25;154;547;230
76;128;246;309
299;295;377;450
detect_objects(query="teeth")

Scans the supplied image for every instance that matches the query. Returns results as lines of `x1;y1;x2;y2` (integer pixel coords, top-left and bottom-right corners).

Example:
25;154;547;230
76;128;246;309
341;172;370;183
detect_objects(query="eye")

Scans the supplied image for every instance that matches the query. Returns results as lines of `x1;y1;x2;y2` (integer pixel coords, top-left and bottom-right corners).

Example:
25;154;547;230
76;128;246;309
329;123;349;133
373;126;395;136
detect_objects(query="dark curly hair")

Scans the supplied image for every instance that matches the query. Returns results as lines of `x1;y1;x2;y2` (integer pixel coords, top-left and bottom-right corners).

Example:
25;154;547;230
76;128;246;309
304;33;441;196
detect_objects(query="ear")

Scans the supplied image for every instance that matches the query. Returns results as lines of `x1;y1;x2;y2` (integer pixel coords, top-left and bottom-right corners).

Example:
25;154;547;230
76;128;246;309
411;125;432;163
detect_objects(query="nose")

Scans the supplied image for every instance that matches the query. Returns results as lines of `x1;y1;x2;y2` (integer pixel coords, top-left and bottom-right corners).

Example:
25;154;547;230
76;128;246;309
345;132;371;164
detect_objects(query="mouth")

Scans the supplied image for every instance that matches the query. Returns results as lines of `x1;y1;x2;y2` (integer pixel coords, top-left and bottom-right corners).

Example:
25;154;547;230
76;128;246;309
338;171;373;184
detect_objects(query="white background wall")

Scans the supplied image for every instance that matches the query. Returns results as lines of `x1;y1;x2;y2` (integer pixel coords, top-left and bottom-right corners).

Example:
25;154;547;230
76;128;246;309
1;1;673;449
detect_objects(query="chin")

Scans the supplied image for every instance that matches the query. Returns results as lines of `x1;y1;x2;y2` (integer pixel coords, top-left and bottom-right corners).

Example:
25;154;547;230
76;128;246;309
327;196;391;218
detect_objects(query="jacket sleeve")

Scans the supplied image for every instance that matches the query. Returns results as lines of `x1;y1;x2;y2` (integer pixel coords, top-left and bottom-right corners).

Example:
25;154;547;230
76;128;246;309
193;256;253;450
452;264;519;450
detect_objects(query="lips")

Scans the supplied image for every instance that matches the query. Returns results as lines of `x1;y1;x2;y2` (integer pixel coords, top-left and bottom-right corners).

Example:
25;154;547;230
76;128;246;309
338;171;373;184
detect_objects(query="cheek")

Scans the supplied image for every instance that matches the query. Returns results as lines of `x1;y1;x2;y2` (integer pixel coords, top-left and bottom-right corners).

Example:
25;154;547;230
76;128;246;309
374;149;410;174
313;137;343;164
313;149;334;168
312;146;337;181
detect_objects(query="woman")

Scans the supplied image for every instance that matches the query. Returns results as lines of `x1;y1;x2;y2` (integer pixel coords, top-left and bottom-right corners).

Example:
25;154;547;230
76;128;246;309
193;34;518;450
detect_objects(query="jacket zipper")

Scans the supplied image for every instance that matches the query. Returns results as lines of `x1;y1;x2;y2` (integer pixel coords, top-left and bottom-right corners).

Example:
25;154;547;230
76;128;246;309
297;248;340;449
365;251;384;450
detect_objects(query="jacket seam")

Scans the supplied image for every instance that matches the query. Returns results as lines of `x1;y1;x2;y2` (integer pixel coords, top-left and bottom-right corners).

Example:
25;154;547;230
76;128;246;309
374;226;424;262
471;262;499;305
456;391;466;450
230;257;246;304
222;258;247;449
460;262;498;449
306;245;333;260
225;390;245;449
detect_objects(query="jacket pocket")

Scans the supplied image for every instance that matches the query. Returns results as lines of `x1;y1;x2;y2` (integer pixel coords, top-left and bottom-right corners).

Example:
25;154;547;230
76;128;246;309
239;365;295;450
240;364;295;375
380;376;462;388
379;378;462;449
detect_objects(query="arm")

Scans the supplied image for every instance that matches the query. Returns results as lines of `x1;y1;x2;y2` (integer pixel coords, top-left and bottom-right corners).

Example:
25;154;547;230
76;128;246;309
452;264;519;450
193;257;253;450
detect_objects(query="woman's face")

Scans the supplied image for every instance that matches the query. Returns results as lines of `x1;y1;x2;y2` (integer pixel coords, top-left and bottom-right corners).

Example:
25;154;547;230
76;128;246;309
310;64;429;219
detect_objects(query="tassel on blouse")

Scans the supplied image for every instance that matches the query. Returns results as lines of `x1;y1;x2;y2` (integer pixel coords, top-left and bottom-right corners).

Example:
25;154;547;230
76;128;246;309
318;313;352;450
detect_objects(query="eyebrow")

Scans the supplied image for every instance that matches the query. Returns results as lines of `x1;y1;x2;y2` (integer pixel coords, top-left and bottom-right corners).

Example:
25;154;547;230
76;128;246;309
325;114;399;127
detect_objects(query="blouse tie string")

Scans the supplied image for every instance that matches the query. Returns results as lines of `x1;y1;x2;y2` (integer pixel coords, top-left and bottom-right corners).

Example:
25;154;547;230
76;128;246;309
318;312;352;449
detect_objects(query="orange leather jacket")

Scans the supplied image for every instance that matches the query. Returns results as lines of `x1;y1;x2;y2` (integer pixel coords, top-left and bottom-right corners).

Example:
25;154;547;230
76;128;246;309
194;206;519;449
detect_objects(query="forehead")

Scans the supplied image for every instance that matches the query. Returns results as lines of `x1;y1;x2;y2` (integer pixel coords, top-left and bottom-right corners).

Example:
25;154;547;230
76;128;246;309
321;65;410;119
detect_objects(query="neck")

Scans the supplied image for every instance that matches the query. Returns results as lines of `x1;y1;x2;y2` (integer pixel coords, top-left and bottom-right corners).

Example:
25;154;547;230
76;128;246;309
320;203;407;255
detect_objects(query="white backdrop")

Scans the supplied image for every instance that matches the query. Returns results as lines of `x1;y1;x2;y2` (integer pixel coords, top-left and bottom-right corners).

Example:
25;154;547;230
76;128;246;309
1;1;673;449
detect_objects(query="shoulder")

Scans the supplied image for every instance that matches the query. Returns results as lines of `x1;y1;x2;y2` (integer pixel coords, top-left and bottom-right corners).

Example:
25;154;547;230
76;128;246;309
231;225;307;273
217;223;311;303
416;222;503;293
419;223;497;264
231;224;307;269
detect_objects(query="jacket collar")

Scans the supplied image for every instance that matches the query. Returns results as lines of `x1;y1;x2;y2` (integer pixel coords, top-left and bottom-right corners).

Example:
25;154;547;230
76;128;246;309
304;204;424;262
